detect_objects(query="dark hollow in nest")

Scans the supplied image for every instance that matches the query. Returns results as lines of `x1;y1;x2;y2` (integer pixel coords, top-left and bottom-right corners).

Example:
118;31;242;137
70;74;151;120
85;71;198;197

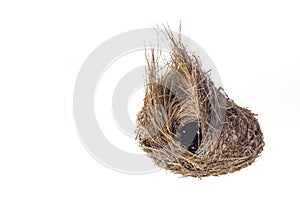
136;27;264;178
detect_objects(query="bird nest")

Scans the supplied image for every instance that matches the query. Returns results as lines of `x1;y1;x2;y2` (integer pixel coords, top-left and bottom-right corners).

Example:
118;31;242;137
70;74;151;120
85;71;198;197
136;27;264;178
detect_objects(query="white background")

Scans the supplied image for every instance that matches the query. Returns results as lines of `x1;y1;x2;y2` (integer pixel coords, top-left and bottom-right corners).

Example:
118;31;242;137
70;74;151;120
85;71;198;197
1;0;300;199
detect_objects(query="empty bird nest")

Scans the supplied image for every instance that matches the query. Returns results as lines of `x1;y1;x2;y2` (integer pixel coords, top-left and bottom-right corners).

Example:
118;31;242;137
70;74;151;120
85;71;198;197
136;26;264;178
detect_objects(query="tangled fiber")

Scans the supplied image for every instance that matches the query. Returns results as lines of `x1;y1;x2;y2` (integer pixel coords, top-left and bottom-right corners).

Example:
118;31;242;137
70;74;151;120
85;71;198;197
136;26;264;178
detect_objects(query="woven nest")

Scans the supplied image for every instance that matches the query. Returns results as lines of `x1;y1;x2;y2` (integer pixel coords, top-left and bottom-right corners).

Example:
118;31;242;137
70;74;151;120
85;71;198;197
136;27;264;178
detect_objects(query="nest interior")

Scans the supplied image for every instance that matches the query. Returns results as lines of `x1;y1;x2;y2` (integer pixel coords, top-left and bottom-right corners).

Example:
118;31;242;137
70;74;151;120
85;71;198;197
136;27;264;178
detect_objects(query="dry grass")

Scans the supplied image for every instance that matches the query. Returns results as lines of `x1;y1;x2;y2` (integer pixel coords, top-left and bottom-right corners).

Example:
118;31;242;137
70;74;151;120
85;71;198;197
136;25;264;178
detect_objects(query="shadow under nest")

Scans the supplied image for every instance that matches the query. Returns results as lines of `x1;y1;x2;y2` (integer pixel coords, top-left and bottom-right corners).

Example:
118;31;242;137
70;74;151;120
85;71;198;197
136;28;264;178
